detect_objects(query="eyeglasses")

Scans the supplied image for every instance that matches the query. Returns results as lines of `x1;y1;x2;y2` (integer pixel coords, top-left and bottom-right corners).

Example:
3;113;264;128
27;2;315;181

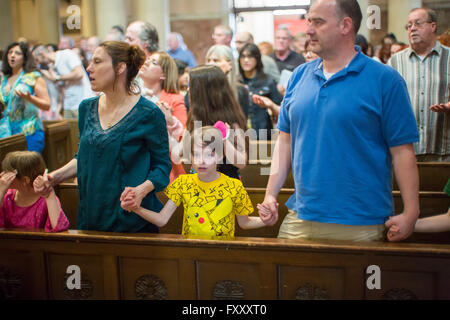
240;54;255;60
405;20;432;30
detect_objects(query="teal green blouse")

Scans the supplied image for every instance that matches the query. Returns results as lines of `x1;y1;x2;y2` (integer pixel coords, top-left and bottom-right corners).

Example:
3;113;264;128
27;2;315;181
76;96;171;232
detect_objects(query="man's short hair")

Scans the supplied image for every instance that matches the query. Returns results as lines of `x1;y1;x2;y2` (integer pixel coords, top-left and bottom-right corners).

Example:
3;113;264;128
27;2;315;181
135;21;159;53
335;0;362;35
410;8;438;33
215;25;233;36
276;25;293;40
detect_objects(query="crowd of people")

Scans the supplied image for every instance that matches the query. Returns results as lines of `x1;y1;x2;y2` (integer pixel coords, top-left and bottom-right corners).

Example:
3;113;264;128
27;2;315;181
0;0;449;243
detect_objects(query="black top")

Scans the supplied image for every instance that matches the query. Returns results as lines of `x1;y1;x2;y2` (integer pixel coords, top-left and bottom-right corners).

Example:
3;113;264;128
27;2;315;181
240;74;282;140
271;50;306;73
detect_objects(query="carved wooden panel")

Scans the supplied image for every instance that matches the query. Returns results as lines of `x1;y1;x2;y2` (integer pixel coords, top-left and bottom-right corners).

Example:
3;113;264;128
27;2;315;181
365;270;435;300
0;265;23;299
119;258;178;300
0;250;34;299
279;266;345;300
196;261;262;300
46;254;104;300
213;280;245;300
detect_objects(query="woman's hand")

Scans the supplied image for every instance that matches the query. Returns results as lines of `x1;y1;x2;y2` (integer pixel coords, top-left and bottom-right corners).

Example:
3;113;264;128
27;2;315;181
252;94;273;110
15;89;33;102
156;101;174;126
120;181;154;212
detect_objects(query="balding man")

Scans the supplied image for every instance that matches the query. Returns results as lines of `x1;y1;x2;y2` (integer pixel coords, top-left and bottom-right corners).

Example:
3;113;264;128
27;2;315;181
388;8;450;162
126;21;159;57
259;0;420;242
271;26;305;73
86;36;101;62
213;25;233;47
235;31;280;82
167;32;197;68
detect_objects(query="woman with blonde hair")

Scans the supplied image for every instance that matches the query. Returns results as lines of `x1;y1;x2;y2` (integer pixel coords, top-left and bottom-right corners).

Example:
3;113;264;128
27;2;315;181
140;51;187;182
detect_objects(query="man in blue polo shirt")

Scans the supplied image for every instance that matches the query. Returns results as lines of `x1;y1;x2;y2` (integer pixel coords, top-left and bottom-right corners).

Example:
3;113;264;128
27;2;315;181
258;0;420;242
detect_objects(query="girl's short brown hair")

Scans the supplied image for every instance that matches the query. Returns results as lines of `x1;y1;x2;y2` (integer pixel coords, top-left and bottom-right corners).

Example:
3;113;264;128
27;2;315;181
2;151;46;185
99;41;146;95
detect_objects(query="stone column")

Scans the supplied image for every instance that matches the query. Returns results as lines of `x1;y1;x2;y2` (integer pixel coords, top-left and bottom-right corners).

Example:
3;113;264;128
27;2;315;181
388;0;422;43
0;0;14;49
358;0;370;39
132;0;170;51
81;0;97;38
36;0;60;44
94;0;128;41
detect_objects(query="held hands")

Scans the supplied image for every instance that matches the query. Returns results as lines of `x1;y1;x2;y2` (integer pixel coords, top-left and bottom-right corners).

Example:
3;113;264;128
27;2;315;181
120;186;146;212
0;171;17;191
385;213;418;242
257;196;279;226
33;169;54;198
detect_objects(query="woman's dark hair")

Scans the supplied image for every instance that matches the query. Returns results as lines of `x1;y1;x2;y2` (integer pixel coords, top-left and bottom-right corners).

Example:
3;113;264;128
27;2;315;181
0;99;5;119
99;41;146;95
187;65;246;132
238;43;265;80
2;42;35;76
355;34;368;55
174;59;188;76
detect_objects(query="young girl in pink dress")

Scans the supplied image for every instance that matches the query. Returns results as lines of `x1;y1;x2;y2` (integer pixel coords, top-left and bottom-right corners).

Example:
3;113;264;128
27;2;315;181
0;151;69;232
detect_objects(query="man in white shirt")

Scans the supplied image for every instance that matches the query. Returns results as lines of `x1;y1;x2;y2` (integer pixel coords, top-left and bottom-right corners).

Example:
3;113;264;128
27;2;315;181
34;46;94;119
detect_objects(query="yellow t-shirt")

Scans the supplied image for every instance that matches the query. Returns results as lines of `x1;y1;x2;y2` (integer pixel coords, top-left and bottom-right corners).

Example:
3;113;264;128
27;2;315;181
164;173;253;237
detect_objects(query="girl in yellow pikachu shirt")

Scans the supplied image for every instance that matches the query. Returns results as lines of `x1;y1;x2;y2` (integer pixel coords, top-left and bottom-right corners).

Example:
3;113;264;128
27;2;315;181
122;126;277;237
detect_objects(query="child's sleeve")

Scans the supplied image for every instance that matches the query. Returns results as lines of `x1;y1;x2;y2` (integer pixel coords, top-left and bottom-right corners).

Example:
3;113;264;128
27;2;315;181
233;181;254;216
44;196;70;233
163;176;184;207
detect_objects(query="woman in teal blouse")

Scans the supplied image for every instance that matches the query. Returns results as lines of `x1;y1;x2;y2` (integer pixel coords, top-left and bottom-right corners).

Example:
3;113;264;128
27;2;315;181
34;41;171;233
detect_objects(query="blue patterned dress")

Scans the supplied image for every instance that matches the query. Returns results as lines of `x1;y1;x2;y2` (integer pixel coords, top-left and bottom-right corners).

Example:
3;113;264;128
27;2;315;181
0;71;45;152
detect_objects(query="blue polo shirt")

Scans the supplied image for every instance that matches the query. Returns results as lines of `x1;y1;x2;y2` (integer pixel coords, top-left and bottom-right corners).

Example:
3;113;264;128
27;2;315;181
277;47;419;225
168;47;197;68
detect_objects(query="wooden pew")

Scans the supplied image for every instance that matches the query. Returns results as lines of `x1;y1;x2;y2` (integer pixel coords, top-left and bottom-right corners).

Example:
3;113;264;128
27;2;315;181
1;229;450;300
42;121;73;172
43;119;79;158
234;161;450;191
55;183;450;242
0;133;27;164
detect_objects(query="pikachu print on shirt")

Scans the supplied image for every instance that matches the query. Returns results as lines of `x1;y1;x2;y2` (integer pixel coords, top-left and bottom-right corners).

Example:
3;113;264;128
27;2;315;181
165;173;253;237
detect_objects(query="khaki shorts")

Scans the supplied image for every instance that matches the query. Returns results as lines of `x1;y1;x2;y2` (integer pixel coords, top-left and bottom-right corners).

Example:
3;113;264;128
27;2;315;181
63;109;79;120
278;210;386;242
